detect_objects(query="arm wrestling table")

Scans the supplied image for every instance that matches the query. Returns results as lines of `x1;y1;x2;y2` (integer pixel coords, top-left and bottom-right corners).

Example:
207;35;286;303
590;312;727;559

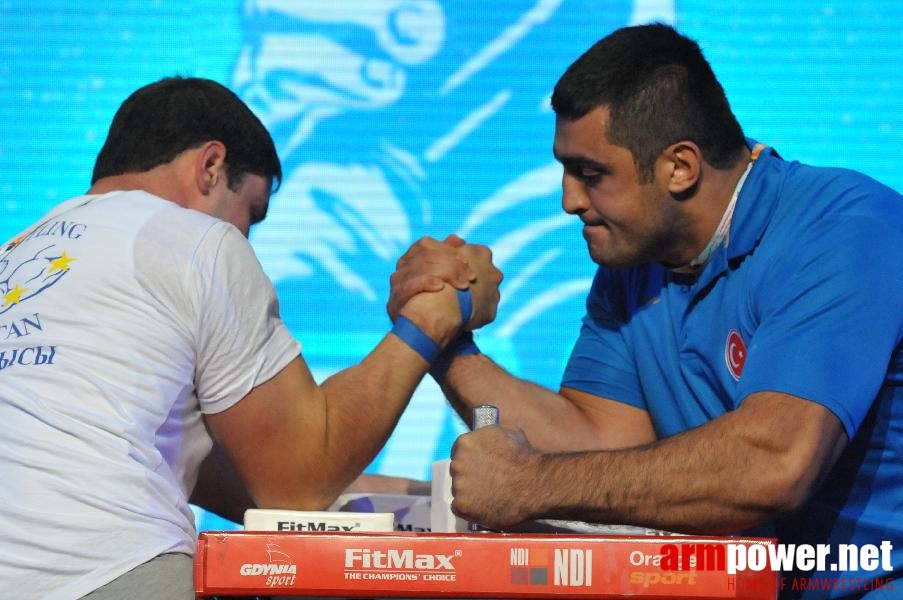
194;531;779;599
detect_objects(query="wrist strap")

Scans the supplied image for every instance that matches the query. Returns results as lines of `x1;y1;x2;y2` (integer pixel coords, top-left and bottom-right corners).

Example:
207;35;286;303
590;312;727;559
453;331;480;356
453;288;479;356
429;331;481;380
456;288;473;325
391;316;440;363
392;288;476;365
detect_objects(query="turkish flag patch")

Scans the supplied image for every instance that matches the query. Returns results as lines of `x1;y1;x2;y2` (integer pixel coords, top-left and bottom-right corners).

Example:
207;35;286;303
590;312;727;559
724;329;747;381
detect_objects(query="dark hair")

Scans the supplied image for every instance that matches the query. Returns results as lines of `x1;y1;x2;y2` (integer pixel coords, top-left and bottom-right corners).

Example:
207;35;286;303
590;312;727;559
551;23;745;181
91;77;281;192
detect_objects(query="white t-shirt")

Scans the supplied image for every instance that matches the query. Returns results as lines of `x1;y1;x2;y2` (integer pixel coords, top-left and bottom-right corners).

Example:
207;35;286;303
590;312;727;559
0;191;301;599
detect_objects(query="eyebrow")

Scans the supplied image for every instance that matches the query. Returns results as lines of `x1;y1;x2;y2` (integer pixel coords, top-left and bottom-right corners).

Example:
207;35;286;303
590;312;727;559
553;146;599;165
553;150;612;174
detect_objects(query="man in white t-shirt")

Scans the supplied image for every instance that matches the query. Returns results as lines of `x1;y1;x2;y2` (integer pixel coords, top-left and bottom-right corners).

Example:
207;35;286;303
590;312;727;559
0;77;501;599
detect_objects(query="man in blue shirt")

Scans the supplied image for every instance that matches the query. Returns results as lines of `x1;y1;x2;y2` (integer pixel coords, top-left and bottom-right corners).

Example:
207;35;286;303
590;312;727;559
390;23;902;598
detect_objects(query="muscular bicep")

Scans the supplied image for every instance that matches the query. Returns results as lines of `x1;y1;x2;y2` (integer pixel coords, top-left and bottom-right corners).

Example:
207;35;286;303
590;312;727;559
556;386;657;450
728;390;848;511
203;355;331;510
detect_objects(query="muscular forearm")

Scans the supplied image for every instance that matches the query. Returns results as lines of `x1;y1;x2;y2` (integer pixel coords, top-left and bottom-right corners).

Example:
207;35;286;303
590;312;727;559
438;353;649;451
313;335;435;503
313;287;471;496
453;392;847;534
535;428;776;534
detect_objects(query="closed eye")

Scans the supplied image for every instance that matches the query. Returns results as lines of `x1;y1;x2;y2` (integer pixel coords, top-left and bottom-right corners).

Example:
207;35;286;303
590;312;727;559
566;164;606;186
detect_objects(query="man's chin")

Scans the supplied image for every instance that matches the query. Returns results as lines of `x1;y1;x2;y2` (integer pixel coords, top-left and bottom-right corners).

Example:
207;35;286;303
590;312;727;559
588;246;642;270
588;249;622;269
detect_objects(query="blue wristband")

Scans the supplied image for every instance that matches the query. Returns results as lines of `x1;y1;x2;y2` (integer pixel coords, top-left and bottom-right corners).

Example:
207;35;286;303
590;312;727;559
454;288;479;355
429;330;481;380
454;331;480;356
391;315;440;364
395;288;476;368
457;288;473;325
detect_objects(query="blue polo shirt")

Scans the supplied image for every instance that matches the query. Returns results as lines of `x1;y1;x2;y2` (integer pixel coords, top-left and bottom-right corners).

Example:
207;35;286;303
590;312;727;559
562;143;903;597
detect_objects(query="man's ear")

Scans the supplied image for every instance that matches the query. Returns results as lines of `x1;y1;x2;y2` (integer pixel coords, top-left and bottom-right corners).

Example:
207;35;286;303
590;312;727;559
663;141;701;196
195;140;228;195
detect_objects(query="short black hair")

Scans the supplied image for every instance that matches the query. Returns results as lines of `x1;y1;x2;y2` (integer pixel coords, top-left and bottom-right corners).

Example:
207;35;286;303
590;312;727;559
551;23;746;180
91;76;281;192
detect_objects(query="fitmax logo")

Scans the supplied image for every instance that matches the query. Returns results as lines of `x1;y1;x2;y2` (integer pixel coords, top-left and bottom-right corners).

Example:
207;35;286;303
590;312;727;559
345;548;460;570
277;521;359;531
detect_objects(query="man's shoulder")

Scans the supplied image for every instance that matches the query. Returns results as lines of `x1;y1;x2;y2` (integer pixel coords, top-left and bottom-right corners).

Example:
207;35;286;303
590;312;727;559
780;161;903;213
110;191;240;267
110;190;221;226
748;162;903;289
761;160;903;249
99;190;224;237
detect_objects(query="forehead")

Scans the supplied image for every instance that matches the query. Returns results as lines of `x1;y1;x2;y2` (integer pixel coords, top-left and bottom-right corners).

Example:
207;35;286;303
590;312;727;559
553;106;624;163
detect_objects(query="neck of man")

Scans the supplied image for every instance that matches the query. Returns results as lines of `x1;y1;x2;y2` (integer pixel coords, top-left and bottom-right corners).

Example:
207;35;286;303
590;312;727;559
86;160;196;209
666;146;754;273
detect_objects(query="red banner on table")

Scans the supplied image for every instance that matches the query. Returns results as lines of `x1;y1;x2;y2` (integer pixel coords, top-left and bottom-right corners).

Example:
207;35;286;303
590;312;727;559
195;531;779;598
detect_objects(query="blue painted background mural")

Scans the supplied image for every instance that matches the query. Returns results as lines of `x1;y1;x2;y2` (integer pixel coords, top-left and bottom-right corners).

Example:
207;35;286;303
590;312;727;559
2;1;901;529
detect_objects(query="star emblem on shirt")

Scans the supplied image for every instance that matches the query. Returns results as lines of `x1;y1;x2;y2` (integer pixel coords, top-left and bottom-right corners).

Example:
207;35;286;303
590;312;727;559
48;251;76;273
2;284;27;308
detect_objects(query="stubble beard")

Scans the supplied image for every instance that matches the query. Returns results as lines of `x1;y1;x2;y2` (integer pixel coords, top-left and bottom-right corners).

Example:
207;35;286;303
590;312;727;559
585;218;690;270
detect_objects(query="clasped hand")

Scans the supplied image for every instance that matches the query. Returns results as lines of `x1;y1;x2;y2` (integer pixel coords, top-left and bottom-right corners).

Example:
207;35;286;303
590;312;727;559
388;234;502;332
451;426;544;530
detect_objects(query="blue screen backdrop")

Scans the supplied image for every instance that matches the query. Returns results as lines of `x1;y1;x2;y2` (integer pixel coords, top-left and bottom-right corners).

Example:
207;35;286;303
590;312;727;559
2;1;901;530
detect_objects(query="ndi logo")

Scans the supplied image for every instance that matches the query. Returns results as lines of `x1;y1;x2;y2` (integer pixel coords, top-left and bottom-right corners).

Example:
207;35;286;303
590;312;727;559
509;548;593;587
554;549;593;587
510;547;548;585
